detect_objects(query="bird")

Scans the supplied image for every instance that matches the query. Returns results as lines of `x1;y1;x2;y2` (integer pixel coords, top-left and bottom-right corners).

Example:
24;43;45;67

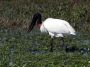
28;13;76;52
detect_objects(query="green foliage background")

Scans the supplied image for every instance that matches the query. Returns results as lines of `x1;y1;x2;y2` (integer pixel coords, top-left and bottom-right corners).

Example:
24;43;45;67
0;0;90;67
0;0;90;32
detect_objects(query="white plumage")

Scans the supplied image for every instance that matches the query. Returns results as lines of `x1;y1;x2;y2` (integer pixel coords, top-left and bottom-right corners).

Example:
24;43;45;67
28;13;76;52
40;18;76;38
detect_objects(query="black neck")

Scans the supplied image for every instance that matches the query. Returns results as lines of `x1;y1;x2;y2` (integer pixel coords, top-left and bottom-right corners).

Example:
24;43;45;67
28;13;42;32
32;13;42;24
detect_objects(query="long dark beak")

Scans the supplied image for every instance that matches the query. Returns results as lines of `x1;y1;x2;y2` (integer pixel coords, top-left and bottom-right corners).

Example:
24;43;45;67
28;21;36;32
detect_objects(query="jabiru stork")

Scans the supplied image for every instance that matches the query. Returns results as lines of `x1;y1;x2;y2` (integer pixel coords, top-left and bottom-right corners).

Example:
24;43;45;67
28;13;76;52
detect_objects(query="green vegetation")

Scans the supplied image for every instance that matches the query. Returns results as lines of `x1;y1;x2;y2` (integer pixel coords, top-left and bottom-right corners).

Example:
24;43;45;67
0;0;90;67
0;28;90;67
0;0;90;32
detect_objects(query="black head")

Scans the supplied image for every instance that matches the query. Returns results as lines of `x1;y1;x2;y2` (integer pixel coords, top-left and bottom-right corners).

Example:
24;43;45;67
28;13;42;32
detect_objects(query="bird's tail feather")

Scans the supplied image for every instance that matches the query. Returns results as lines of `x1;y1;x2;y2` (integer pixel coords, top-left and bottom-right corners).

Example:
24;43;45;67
65;22;76;35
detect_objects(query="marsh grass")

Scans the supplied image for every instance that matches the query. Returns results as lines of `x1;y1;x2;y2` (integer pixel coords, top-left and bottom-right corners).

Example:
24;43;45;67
0;0;90;67
0;28;90;67
0;0;90;32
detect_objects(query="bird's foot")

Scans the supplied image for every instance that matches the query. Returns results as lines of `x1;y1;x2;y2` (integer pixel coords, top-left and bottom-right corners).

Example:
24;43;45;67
50;47;53;52
60;44;67;50
65;46;79;52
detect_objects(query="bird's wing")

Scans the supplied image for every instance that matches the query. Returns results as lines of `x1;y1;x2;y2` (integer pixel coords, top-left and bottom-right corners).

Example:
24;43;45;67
43;18;75;35
62;20;76;35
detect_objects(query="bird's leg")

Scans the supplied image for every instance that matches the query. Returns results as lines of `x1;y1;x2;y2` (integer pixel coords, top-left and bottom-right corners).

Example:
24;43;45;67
50;37;54;52
61;37;66;49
